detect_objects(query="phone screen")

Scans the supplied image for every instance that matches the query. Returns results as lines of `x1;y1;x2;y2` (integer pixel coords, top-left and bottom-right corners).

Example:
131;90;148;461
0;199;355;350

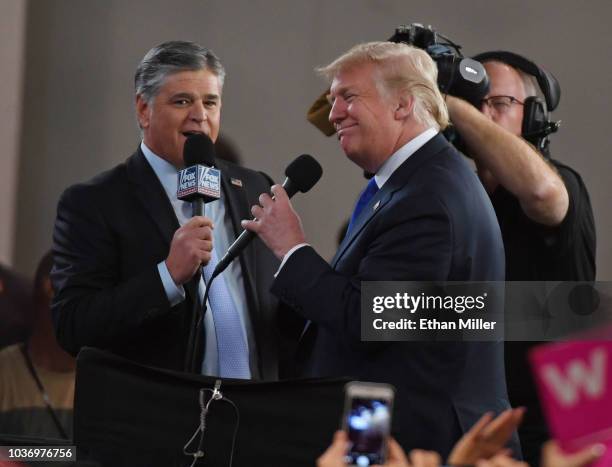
345;397;391;466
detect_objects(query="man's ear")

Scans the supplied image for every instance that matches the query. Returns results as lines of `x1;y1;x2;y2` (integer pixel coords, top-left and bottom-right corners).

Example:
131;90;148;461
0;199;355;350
394;93;414;120
135;94;150;129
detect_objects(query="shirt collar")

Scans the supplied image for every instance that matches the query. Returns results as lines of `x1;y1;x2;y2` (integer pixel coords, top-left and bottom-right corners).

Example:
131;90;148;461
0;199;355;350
140;141;179;201
374;127;438;188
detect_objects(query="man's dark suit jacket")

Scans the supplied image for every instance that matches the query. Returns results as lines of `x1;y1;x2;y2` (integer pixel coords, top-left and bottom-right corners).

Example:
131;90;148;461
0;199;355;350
273;134;514;456
51;148;280;379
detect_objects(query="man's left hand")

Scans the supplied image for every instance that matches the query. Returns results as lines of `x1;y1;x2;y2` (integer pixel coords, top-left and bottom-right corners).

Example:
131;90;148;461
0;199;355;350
242;185;306;259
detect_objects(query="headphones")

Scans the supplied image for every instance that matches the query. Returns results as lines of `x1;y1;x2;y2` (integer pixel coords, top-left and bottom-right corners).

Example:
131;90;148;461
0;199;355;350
472;51;561;155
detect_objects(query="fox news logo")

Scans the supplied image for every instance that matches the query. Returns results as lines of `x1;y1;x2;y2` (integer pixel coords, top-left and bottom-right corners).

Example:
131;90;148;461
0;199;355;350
198;166;221;198
177;165;221;201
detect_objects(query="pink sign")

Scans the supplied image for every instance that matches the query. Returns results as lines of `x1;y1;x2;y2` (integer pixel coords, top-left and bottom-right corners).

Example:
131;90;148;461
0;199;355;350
530;338;612;466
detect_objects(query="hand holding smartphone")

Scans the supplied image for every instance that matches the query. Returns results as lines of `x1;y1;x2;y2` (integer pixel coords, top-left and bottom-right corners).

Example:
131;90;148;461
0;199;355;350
342;382;395;467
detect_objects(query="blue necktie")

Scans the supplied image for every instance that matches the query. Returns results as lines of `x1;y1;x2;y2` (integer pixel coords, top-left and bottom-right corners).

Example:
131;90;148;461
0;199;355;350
202;251;251;379
177;198;250;379
300;177;380;341
347;177;379;234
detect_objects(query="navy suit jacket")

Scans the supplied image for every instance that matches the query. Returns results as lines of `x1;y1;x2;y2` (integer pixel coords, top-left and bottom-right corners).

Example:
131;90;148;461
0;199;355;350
273;134;515;456
52;148;280;379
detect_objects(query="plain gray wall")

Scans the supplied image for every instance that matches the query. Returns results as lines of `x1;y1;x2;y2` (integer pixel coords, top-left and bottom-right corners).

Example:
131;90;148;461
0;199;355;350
11;0;612;278
0;0;26;265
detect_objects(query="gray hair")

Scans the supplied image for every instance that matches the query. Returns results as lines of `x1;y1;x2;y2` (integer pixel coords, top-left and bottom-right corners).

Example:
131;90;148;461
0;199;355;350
317;41;449;130
134;41;225;103
518;69;538;99
483;59;539;100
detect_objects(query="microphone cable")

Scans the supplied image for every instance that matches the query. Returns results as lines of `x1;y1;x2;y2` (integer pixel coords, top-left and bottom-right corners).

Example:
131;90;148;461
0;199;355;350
183;380;240;467
188;262;220;373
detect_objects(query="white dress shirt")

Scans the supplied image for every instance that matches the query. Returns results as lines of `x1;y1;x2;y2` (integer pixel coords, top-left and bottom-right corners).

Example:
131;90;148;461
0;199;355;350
141;142;256;377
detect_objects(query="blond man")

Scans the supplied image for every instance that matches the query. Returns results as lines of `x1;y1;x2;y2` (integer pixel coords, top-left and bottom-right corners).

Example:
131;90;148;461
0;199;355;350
245;42;515;457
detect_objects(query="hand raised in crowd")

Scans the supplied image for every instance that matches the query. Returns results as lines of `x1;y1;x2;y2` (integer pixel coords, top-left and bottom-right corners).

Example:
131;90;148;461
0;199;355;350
317;431;350;467
475;453;529;467
401;447;441;467
541;441;606;467
166;216;214;285
448;408;525;465
317;431;441;467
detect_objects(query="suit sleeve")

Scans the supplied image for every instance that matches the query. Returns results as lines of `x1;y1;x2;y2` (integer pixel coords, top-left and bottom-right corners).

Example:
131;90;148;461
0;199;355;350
271;194;452;342
51;184;173;356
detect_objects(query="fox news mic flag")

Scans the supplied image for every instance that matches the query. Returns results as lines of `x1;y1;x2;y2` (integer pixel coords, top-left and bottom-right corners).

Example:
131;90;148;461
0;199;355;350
178;134;220;216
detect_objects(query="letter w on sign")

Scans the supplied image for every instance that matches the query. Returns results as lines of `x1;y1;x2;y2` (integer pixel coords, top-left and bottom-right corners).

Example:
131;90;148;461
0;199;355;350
530;337;612;463
542;348;606;407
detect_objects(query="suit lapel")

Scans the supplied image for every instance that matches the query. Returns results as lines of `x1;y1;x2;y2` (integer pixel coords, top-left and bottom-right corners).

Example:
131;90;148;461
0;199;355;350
216;160;252;231
126;148;179;247
126;148;199;301
331;133;449;268
215;160;260;312
331;188;392;268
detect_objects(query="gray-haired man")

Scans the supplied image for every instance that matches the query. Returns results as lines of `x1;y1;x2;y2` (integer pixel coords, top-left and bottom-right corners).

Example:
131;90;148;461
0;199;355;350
51;41;280;379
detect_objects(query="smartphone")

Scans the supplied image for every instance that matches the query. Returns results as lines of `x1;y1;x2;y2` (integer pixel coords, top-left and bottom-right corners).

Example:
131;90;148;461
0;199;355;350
342;381;395;467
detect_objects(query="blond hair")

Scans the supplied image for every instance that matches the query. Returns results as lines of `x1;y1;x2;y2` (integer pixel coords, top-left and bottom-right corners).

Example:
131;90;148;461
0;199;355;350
317;41;449;130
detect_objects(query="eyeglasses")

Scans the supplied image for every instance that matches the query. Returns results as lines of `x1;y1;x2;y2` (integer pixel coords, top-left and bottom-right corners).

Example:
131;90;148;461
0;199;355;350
480;95;524;114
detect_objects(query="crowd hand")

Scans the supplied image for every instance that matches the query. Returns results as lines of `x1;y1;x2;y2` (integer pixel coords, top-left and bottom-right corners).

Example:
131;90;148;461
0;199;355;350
448;408;525;466
317;431;440;467
393;447;441;467
541;441;606;467
166;216;213;285
475;453;529;467
241;185;306;260
317;431;350;467
373;439;440;467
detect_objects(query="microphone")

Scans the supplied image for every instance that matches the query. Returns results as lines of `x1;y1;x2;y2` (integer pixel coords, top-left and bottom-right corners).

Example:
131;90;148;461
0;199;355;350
179;134;223;373
213;154;323;277
522;120;561;139
177;134;221;216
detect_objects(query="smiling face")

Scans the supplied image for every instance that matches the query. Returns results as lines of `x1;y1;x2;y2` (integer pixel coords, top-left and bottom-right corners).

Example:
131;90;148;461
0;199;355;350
328;62;404;173
136;69;222;168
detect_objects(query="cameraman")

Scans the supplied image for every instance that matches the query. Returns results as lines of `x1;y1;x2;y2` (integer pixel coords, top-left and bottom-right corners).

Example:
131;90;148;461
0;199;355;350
445;53;596;466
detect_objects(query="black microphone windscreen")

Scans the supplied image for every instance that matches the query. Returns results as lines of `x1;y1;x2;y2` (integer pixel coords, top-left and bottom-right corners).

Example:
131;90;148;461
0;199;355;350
183;133;215;167
284;154;323;193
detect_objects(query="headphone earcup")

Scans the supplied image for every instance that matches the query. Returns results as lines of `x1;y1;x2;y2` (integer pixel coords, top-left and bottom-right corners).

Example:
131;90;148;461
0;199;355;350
522;96;548;147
